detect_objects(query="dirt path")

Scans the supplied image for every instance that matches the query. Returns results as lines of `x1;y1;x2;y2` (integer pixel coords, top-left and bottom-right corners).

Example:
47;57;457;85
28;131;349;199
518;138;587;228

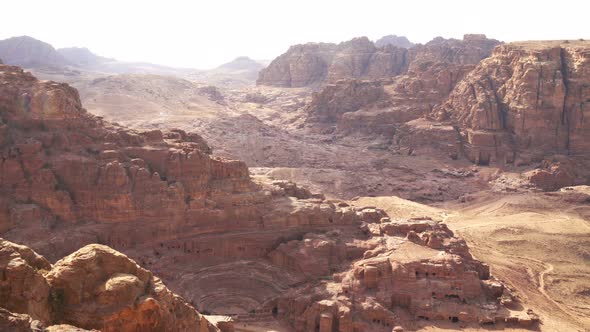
452;224;586;329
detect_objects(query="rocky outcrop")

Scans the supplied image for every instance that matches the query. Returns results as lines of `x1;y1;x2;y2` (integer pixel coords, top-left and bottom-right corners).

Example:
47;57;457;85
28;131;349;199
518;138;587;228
435;40;590;165
375;35;414;49
306;80;386;124
257;37;409;87
525;157;576;191
302;35;501;135
0;65;248;230
0;308;45;332
0;36;70;68
0;239;52;323
273;218;537;331
46;244;217;332
0;238;219;331
258;35;500;89
256;42;337;87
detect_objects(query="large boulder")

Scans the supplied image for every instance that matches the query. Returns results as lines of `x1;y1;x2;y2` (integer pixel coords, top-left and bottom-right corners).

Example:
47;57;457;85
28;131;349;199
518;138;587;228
0;239;220;332
45;244;218;332
0;239;51;323
0;308;44;332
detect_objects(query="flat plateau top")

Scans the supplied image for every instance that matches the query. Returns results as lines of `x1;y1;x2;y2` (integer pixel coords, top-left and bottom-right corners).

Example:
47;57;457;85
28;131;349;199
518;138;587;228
508;39;590;49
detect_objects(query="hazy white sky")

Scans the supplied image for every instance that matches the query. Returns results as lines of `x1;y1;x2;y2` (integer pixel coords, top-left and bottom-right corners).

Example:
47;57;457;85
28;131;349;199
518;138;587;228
1;0;588;69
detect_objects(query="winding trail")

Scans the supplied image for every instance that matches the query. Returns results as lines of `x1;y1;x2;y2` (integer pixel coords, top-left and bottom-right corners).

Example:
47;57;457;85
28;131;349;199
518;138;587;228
538;263;554;296
453;225;584;327
534;262;577;322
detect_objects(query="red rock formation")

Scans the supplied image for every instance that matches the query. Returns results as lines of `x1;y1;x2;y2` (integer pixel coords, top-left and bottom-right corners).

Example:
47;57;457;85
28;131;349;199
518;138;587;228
256;37;409;88
0;64;252;247
0;65;376;318
435;40;590;165
46;244;217;332
259;34;499;92
306;80;386;124
525;157;576;191
0;238;219;331
0;238;51;323
272;219;537;331
303;35;501;134
0;64;537;330
0;308;46;332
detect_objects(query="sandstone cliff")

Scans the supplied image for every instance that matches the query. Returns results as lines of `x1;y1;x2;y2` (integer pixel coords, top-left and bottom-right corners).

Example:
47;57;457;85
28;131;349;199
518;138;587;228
305;35;501;133
258;35;500;89
256;37;409;87
434;40;590;165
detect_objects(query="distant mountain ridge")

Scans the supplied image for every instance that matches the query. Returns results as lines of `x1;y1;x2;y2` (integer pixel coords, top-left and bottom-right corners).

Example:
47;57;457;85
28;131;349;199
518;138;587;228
0;36;70;67
0;35;267;86
216;56;265;71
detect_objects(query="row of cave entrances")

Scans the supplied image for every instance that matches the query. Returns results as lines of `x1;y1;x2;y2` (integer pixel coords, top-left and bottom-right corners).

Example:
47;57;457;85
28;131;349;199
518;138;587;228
418;315;460;323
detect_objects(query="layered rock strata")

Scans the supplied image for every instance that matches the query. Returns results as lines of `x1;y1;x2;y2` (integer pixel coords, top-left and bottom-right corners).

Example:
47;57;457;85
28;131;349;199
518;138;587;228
302;35;501;134
257;37;410;88
435;40;590;165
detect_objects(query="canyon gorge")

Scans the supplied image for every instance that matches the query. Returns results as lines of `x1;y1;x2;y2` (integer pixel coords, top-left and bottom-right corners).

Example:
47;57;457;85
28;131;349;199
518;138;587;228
0;31;589;332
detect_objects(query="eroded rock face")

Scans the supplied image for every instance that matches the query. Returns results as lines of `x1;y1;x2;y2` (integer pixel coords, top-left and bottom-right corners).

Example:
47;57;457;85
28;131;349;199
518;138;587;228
0;239;219;332
259;34;500;92
306;80;386;124
0;239;51;323
273;219;537;331
0;64;252;247
525;157;577;191
0;308;44;332
303;35;501;134
257;37;410;88
435;40;590;164
46;244;217;332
